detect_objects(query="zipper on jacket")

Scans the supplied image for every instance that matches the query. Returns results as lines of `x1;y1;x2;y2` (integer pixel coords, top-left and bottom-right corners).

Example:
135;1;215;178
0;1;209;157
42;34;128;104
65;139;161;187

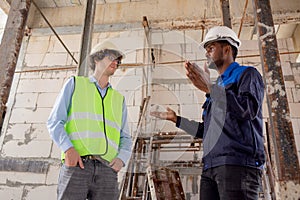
94;83;109;156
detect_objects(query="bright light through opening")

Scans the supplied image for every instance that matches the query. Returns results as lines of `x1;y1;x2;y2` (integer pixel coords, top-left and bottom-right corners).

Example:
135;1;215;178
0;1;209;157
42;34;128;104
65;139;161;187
0;8;8;45
297;54;300;63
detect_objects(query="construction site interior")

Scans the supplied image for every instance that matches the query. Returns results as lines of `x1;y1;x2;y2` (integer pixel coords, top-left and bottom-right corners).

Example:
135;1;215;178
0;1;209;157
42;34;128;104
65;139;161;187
0;0;300;199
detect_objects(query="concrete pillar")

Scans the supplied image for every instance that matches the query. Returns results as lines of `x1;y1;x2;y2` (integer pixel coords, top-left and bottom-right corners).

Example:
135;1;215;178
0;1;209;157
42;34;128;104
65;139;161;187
253;0;300;198
78;0;96;76
220;0;232;28
0;0;31;132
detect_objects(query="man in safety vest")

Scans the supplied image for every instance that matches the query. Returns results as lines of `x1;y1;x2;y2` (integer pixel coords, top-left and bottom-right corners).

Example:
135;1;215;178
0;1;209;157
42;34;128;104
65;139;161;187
47;40;132;200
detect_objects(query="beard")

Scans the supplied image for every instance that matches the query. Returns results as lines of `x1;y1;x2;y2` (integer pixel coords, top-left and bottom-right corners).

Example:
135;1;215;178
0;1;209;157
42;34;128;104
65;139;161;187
207;52;224;71
207;57;217;70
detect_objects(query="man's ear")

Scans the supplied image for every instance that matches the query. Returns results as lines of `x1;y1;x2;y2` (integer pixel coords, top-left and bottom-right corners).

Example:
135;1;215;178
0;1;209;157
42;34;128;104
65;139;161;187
224;45;232;56
226;45;230;53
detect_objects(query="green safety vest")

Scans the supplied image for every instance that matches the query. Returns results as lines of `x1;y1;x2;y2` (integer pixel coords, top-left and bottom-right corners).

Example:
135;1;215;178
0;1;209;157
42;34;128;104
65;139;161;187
63;76;124;162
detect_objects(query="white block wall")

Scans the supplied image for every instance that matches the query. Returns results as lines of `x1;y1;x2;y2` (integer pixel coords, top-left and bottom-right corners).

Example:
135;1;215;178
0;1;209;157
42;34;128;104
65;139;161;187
0;30;147;199
0;8;7;45
0;27;300;200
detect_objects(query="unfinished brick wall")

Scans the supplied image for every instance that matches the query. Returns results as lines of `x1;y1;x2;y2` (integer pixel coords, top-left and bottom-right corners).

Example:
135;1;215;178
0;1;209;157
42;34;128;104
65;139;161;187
0;30;146;199
0;29;299;199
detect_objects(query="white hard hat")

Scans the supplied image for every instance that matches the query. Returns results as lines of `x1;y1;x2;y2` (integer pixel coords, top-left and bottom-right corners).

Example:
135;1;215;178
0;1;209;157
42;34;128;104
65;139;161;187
90;40;125;59
200;26;241;50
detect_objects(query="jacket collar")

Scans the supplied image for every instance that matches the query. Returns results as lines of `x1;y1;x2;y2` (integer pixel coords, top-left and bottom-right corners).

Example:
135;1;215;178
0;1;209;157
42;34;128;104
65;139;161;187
221;62;239;79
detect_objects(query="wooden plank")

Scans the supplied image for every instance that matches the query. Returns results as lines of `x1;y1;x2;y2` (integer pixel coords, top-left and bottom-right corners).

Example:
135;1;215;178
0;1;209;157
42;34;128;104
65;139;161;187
147;166;185;200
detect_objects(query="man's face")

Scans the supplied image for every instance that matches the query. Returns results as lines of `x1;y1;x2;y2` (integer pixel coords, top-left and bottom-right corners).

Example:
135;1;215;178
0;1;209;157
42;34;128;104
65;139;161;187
205;42;226;70
100;53;122;76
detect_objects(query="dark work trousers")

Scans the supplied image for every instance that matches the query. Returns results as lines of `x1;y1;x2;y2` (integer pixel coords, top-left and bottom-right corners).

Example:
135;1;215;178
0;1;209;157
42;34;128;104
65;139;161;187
57;159;118;200
200;165;262;200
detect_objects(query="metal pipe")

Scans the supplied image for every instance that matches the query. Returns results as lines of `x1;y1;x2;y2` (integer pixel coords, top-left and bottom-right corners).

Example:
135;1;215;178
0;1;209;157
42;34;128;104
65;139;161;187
15;66;77;73
32;0;78;64
153;149;201;152
152;140;201;144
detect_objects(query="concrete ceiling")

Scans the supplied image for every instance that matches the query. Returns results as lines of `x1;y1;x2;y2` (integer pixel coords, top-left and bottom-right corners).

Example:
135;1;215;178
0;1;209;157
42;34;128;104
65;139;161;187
31;0;147;8
0;0;300;41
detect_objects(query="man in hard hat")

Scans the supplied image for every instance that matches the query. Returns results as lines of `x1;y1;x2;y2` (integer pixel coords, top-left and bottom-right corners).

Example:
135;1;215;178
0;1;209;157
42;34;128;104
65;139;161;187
47;40;132;200
151;26;265;199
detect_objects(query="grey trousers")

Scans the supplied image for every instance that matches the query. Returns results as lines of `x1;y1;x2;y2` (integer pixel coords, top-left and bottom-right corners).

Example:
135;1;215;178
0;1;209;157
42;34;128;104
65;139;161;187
57;159;118;200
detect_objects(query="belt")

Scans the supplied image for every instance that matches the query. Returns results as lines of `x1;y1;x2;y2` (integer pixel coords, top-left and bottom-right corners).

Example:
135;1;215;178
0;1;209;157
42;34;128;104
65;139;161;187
81;155;110;165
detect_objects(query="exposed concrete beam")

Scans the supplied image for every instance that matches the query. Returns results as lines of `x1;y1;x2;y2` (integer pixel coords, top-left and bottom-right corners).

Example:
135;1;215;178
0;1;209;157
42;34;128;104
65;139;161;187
220;0;232;28
27;0;221;28
78;0;96;76
0;0;10;14
25;0;300;32
0;0;31;132
28;11;300;37
253;0;300;198
0;158;49;173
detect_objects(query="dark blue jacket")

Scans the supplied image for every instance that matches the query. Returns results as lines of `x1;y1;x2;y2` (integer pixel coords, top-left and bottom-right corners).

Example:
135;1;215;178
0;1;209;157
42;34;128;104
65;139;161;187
177;62;265;170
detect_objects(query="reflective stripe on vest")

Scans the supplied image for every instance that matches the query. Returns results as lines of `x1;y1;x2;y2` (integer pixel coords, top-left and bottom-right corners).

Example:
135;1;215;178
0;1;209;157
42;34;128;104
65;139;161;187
63;76;123;162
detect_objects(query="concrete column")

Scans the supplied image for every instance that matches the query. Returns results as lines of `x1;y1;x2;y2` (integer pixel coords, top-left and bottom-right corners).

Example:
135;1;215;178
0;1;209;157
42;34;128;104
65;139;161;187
253;0;300;197
78;0;96;76
220;0;232;28
0;0;31;132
